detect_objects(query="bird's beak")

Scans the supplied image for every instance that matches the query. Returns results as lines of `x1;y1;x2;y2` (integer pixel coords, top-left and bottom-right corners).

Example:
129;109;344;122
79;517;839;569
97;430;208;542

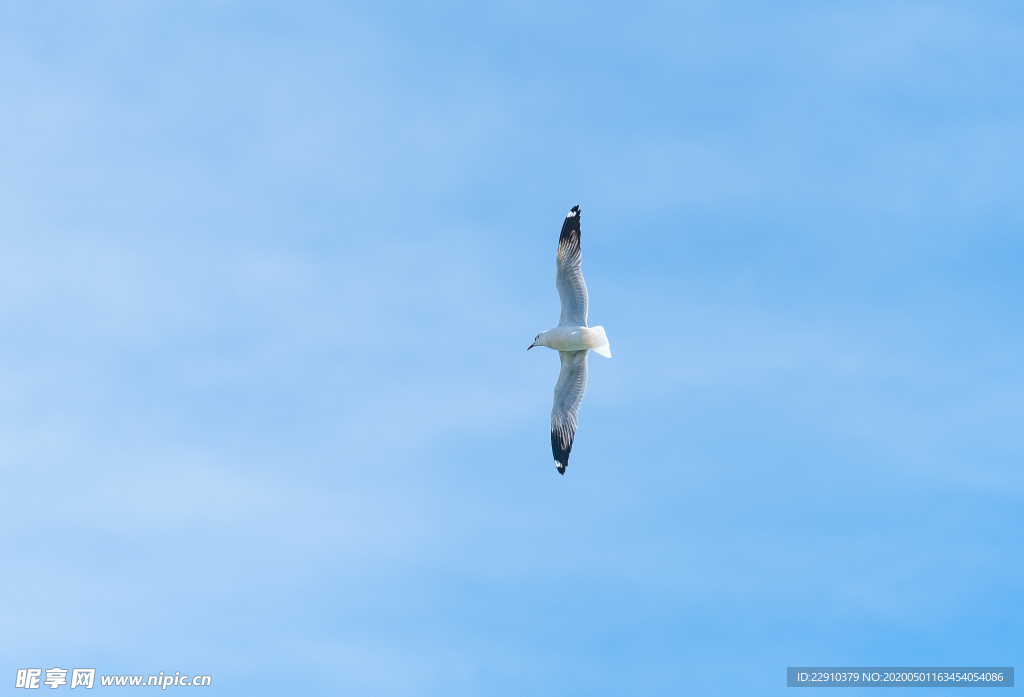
527;343;534;350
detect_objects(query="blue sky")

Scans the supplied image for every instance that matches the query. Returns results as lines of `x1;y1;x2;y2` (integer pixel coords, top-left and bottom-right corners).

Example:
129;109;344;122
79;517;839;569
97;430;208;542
1;1;1022;694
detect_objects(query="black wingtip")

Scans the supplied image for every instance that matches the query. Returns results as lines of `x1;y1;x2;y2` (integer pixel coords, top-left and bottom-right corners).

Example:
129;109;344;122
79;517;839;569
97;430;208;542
552;430;572;475
559;206;581;244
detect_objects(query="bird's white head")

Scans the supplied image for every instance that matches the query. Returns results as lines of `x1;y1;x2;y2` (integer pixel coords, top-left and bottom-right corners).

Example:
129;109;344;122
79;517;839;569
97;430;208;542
528;331;547;350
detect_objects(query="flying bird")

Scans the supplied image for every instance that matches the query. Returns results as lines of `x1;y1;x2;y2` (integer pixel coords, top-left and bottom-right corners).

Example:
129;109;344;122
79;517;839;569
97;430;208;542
528;205;611;475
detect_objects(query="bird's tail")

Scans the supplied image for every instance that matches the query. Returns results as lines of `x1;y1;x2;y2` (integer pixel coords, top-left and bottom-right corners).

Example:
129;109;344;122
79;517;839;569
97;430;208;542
588;326;612;358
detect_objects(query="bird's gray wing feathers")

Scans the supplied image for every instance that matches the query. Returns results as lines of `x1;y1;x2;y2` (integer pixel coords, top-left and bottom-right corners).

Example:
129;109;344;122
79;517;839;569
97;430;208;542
556;206;588;327
551;349;588;474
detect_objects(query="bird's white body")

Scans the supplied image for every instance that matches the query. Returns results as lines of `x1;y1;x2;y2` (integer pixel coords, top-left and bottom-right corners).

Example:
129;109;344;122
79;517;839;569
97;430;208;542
533;325;611;357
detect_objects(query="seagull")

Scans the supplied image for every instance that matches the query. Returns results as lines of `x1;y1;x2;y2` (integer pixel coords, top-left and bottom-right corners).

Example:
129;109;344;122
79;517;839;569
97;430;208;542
528;205;611;475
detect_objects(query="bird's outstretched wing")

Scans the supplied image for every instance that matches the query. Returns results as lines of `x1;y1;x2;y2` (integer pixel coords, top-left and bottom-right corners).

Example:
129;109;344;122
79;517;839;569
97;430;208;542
551;349;588;474
556;206;588;327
